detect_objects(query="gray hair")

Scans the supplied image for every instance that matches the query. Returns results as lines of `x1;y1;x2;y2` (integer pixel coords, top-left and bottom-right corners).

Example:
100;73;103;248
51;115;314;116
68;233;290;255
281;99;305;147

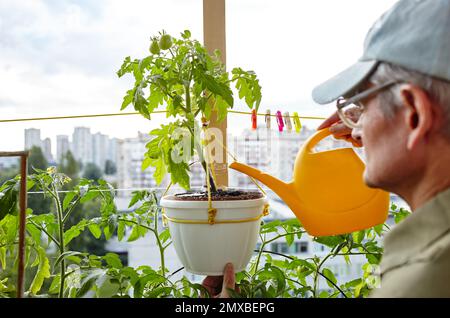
369;62;450;139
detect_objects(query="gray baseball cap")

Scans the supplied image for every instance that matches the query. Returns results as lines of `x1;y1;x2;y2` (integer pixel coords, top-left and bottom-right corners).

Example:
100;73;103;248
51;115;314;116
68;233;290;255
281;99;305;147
312;0;450;105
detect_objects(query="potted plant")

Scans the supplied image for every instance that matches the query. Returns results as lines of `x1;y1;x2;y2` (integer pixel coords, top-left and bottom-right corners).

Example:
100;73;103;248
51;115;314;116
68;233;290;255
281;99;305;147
117;30;267;275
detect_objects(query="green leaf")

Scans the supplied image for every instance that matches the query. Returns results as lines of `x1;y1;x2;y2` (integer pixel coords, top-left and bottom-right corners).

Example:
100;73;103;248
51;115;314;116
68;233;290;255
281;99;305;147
0;247;6;269
0;182;19;221
117;221;125;241
214;96;228;122
353;230;366;244
287;259;316;271
29;246;51;295
145;137;162;159
261;220;282;233
168;157;190;190
55;251;85;268
121;89;134;110
148;86;164;112
285;232;294;247
64;220;88;246
6;215;18;243
194;68;233;106
314;235;346;248
26;223;42;244
159;228;171;244
88;223;102;239
392;207;411;224
63;191;77;211
366;253;382;265
128;191;143;208
322;268;337;289
133;273;166;298
133;62;143;82
103;253;123;269
127;224;147;242
96;274;120;298
344;278;362;289
48;274;61;295
79;191;99;204
152;157;167;185
181;30;191;39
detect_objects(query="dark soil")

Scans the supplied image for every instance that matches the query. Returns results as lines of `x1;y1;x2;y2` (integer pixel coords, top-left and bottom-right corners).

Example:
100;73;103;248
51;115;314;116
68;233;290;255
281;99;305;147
166;188;264;201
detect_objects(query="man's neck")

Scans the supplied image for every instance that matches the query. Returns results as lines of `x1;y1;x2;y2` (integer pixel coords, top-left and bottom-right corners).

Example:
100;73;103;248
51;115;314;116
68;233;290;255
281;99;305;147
398;151;450;211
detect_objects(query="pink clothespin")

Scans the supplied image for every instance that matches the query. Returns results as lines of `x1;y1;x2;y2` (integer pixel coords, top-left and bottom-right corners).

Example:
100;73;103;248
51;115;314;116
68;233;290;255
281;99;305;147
265;109;271;129
283;112;292;132
276;111;284;132
251;109;257;130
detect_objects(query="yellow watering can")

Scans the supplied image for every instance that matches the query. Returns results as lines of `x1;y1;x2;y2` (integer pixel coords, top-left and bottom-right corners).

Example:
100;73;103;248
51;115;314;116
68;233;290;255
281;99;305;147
229;129;389;237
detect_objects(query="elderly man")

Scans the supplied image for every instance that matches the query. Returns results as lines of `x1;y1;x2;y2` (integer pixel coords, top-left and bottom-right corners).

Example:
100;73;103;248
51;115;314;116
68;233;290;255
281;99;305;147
203;0;450;297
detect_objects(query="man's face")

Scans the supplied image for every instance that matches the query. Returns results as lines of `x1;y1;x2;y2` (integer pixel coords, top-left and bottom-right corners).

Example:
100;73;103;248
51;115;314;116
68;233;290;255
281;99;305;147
352;92;415;191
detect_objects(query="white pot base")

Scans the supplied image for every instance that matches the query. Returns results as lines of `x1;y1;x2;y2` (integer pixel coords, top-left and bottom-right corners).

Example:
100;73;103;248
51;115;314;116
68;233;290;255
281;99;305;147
184;267;246;276
160;196;267;276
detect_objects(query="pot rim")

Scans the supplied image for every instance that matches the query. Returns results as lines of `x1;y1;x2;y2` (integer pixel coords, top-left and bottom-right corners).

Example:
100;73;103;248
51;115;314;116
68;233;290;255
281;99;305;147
159;195;267;209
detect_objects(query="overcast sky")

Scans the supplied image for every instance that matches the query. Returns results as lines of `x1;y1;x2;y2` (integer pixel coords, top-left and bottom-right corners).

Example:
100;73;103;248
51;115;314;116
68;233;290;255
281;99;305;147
0;0;398;152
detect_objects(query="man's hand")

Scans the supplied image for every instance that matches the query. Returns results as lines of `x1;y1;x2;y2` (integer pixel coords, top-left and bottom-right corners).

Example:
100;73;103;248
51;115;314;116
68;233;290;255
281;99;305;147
201;263;239;298
318;111;362;147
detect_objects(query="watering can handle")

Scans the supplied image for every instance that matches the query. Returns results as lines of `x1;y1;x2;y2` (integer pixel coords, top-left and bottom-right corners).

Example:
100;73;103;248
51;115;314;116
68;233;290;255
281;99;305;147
305;129;332;153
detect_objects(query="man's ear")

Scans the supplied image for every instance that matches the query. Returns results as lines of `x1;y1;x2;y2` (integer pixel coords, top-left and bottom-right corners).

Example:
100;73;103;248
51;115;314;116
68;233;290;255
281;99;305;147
400;85;433;150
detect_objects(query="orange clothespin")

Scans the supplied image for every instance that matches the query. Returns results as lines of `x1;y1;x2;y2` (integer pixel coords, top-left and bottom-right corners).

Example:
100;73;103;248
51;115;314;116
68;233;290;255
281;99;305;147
293;112;302;133
283;112;292;132
276;111;284;132
251;109;257;130
265;109;271;129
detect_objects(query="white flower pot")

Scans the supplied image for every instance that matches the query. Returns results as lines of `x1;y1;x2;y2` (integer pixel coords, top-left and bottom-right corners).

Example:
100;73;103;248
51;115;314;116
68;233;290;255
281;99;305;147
160;195;267;276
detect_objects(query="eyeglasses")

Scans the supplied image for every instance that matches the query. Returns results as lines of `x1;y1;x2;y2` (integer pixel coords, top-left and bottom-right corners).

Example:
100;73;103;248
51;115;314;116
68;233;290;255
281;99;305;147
336;80;402;129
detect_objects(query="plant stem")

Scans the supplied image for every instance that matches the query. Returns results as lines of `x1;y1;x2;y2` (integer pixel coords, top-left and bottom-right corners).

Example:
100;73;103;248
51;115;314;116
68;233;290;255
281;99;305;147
154;210;166;278
313;252;334;298
184;79;217;191
253;233;266;275
185;124;217;192
116;217;166;278
185;84;191;113
52;184;66;298
28;220;60;248
317;271;347;298
256;250;294;260
62;196;81;224
253;230;306;274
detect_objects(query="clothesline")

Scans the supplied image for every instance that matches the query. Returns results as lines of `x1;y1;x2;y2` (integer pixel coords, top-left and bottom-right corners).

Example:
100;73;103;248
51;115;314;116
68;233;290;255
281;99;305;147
0;110;326;123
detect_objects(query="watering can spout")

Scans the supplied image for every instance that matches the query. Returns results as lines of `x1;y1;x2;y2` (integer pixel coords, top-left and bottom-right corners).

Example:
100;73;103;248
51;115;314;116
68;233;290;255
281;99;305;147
228;161;297;205
228;129;390;237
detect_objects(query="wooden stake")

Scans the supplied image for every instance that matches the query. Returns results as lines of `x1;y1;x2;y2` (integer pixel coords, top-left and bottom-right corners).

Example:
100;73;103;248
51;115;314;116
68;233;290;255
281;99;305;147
0;151;28;298
203;0;228;188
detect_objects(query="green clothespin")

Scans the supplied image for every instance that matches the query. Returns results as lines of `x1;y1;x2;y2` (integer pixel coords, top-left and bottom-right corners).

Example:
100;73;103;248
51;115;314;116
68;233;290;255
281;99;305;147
293;112;302;133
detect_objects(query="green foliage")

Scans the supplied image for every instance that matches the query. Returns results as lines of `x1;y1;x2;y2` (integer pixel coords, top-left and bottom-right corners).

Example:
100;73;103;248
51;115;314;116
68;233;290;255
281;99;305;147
29;246;51;295
58;151;80;186
0;168;411;298
390;203;411;224
118;29;262;189
82;163;103;182
28;146;48;175
104;160;117;175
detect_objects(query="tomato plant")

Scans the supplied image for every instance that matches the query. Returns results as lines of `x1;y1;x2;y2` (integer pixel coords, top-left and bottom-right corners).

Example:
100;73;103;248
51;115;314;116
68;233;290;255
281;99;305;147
0;168;410;298
117;29;262;192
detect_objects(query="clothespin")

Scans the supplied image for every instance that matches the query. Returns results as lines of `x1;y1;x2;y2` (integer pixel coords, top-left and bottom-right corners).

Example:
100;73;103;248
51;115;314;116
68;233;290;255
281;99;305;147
276;111;284;132
283;112;292;132
251;109;257;130
265;109;271;129
293;112;302;133
201;116;209;127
